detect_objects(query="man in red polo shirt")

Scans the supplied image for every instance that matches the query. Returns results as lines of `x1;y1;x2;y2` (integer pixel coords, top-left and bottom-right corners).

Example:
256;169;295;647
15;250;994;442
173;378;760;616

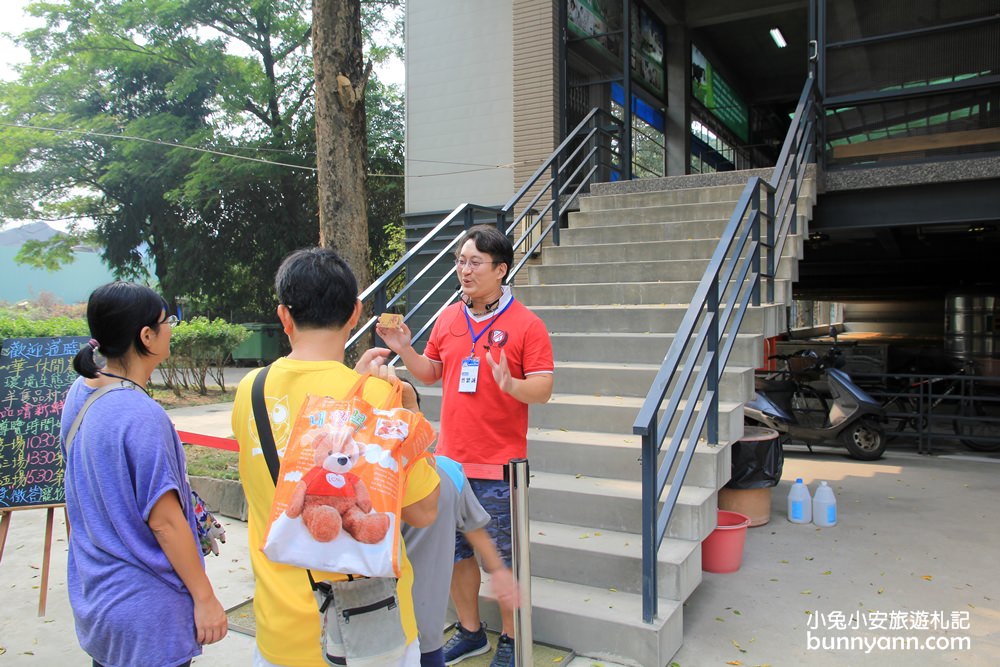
376;224;553;667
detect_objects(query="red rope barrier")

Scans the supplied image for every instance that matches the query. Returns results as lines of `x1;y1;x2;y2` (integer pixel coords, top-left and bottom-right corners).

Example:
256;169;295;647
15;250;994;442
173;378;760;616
177;430;239;452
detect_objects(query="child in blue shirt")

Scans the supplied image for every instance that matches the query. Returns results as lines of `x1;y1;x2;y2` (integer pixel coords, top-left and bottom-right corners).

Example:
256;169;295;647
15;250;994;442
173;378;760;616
402;455;516;667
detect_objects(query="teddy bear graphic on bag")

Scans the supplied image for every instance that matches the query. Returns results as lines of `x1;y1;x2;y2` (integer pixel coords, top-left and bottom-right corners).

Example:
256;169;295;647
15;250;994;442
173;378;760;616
286;425;390;544
262;393;435;577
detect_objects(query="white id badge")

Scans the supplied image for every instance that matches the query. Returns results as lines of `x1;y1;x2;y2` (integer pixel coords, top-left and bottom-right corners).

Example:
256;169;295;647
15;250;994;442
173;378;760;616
459;357;480;393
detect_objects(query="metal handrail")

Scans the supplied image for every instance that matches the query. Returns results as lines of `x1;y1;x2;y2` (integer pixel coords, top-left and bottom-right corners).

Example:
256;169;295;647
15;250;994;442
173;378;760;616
632;77;821;623
346;108;624;358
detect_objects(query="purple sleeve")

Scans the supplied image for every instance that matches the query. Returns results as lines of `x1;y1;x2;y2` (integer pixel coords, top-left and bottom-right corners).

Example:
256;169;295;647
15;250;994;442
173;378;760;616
123;404;189;521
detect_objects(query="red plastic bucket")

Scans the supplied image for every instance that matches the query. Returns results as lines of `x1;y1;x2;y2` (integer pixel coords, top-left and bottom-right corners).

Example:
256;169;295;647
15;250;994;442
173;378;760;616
701;509;751;573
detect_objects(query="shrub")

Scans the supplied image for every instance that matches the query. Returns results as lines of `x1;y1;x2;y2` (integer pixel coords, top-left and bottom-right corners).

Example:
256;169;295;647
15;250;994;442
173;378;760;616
160;317;249;395
0;316;89;339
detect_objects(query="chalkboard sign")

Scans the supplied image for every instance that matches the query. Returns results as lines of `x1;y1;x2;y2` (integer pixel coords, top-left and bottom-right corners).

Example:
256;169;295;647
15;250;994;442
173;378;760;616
0;336;89;510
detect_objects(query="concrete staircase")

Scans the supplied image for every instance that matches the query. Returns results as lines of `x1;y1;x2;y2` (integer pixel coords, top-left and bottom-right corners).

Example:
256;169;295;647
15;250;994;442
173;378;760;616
414;172;816;665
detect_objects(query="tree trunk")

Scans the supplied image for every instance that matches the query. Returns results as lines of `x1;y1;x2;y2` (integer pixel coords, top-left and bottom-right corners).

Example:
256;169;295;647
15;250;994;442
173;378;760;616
313;0;371;291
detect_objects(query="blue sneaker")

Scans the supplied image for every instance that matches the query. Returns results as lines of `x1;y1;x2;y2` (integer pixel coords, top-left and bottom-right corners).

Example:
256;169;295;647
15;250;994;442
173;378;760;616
443;623;489;665
489;634;514;667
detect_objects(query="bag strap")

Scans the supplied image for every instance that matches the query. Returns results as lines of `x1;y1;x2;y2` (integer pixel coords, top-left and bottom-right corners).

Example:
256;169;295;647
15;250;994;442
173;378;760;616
251;365;280;484
251;364;327;590
64;380;138;452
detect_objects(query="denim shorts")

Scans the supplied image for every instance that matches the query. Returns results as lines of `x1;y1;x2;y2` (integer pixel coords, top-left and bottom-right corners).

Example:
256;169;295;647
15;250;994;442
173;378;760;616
454;479;512;567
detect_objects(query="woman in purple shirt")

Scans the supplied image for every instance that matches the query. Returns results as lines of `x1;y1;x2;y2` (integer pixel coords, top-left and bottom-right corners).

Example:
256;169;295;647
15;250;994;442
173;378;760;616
60;282;227;667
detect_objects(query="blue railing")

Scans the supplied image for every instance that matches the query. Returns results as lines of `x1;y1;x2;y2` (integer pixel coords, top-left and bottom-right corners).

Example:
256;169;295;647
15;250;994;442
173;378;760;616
631;77;821;623
346;108;623;356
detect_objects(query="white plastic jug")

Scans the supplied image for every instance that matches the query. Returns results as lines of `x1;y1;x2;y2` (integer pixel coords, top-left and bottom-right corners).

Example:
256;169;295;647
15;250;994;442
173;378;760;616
812;480;838;527
787;478;812;523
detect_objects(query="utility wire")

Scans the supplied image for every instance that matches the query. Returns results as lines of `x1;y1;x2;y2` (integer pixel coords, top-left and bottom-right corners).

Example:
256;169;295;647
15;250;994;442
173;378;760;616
0;120;318;171
0;120;509;178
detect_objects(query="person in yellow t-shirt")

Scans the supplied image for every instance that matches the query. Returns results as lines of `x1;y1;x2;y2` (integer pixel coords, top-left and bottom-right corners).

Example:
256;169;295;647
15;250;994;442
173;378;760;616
232;248;440;667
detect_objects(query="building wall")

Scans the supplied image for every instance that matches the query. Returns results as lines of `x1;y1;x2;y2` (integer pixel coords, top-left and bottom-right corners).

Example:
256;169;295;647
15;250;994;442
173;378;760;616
405;0;515;214
512;0;559;196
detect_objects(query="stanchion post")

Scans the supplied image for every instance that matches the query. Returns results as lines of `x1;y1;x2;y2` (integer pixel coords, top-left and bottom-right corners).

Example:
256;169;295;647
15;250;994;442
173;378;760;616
509;458;532;666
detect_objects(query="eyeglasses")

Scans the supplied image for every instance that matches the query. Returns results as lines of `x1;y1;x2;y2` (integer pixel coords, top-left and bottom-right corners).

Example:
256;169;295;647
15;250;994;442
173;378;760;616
159;314;180;328
454;258;497;271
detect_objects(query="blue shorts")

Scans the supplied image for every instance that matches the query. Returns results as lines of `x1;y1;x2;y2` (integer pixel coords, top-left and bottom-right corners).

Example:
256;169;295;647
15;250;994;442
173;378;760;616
454;479;512;567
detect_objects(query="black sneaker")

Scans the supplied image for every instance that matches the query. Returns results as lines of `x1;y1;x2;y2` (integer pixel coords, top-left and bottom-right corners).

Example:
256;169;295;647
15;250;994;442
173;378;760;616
489;634;514;667
443;622;489;665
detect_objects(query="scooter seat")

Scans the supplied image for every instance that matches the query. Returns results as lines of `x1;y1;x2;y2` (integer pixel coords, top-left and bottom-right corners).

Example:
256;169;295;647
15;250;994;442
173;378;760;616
755;377;797;394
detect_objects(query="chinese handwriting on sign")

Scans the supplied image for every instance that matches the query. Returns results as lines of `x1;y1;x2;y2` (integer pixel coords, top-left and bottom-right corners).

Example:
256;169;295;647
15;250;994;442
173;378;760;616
0;336;90;509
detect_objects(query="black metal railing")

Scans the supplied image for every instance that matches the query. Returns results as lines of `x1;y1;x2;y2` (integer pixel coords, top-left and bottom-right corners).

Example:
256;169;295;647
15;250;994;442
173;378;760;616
856;369;1000;455
346;108;623;356
631;77;821;623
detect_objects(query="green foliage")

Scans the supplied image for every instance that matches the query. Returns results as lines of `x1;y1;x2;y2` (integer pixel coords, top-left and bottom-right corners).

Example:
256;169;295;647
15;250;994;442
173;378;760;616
366;75;405;287
160;317;249;395
0;316;89;339
2;0;408;321
15;231;100;271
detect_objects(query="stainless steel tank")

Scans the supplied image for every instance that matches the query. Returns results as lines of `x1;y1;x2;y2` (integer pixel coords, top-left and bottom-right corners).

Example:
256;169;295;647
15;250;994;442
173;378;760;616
944;293;998;359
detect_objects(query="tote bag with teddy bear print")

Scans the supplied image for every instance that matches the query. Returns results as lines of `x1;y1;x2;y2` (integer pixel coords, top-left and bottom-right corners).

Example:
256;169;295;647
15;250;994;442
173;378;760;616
261;377;436;577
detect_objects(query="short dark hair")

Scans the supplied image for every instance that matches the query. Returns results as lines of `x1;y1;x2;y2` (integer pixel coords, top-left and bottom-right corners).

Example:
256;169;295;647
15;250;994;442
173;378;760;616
73;282;168;378
456;224;514;280
275;247;358;329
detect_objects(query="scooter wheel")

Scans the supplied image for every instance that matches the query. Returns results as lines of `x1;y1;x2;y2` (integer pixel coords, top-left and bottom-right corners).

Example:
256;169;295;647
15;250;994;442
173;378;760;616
840;418;886;461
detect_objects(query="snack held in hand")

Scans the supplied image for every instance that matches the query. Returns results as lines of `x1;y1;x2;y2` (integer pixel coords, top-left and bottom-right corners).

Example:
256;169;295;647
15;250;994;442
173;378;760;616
379;312;403;329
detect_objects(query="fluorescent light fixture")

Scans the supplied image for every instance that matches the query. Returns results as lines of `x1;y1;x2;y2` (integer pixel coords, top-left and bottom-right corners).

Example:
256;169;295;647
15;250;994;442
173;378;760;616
770;27;787;48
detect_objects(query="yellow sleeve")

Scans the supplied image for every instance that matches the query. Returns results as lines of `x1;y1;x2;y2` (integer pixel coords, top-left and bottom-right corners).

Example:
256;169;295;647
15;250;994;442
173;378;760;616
402;457;439;506
361;376;396;409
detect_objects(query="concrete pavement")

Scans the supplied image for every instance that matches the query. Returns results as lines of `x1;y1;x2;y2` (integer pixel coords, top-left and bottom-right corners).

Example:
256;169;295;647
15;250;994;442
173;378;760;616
671;448;1000;666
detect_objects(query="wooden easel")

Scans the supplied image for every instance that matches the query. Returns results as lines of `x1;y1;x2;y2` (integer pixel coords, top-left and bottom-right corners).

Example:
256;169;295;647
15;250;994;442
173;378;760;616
0;504;70;617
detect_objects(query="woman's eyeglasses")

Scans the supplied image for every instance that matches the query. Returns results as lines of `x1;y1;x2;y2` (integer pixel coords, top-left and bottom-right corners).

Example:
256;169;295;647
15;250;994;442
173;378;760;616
454;258;497;271
160;314;180;328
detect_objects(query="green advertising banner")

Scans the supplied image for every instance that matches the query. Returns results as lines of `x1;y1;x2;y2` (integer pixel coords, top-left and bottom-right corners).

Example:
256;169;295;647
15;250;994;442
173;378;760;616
630;2;665;97
568;0;666;99
691;44;749;142
568;0;622;62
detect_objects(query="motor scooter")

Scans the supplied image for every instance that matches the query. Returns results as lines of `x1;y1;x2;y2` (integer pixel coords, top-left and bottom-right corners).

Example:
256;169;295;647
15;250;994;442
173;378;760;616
744;345;887;460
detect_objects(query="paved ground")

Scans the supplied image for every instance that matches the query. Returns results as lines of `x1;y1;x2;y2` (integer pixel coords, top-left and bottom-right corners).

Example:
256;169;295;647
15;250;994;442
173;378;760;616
3;387;999;665
671;448;1000;666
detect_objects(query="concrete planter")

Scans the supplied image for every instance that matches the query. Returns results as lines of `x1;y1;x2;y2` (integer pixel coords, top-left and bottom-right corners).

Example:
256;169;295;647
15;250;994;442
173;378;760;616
189;475;247;521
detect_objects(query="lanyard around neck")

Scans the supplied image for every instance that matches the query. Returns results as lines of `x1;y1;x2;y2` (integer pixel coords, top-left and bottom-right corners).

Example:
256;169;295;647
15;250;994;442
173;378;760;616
462;298;513;357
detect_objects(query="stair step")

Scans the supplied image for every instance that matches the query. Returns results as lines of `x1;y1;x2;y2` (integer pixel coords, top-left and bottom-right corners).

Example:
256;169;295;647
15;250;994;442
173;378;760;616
527;426;732;488
543;239;725;265
532;303;786;339
527;256;797;285
589;172;816;202
547;331;766;367
528;471;717;541
519;279;794;310
559;220;725;246
528;521;701;600
540;237;802;265
580;184;749;210
552;360;753;403
416;386;744;439
570;202;742;226
477;575;683;667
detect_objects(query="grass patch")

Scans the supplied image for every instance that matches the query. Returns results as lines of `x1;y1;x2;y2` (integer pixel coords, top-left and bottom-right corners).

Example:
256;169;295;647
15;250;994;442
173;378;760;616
150;385;236;410
185;444;240;480
152;384;239;480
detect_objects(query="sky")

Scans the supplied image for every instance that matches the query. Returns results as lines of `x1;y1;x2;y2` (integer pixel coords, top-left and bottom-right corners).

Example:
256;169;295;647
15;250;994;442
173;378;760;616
1;0;41;82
